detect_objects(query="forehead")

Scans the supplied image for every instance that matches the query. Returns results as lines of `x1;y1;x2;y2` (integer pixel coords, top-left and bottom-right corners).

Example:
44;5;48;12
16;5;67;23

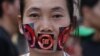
92;1;100;11
24;0;67;10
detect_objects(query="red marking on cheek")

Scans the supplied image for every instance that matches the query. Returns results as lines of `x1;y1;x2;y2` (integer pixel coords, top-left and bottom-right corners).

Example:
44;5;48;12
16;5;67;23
58;27;71;49
24;24;36;48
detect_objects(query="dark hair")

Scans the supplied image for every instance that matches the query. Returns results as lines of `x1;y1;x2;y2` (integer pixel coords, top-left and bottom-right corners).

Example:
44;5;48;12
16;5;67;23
0;0;14;18
20;0;74;23
80;0;99;16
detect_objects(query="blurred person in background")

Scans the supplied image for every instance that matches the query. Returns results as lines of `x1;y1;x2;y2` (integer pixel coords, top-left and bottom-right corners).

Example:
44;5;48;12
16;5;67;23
0;0;29;56
0;0;19;35
0;26;18;56
19;0;76;56
73;0;100;56
0;29;18;56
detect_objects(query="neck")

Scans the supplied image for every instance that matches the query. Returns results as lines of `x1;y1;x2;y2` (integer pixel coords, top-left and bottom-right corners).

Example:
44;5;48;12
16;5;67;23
30;49;64;56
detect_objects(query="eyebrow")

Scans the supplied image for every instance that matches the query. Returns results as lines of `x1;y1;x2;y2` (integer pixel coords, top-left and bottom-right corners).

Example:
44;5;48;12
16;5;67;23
28;7;40;12
51;7;65;12
27;7;65;13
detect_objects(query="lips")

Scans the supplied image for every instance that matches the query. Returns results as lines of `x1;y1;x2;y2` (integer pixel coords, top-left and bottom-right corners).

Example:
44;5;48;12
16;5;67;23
36;34;54;50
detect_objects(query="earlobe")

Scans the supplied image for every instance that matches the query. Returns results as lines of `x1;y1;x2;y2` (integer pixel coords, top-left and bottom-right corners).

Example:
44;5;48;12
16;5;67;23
19;25;24;34
17;15;24;34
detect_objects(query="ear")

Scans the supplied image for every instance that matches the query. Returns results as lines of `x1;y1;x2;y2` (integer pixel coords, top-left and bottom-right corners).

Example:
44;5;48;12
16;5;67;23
17;15;24;34
2;2;9;15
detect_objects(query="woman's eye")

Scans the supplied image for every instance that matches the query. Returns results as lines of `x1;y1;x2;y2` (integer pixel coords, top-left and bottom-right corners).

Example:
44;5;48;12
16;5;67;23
29;13;40;18
52;14;63;18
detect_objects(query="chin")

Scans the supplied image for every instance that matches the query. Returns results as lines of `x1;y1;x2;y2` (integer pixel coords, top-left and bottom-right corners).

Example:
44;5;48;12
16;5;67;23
33;48;56;54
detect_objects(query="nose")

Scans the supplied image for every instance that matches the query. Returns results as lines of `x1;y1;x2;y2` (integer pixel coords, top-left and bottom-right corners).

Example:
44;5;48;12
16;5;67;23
39;19;53;33
40;27;53;33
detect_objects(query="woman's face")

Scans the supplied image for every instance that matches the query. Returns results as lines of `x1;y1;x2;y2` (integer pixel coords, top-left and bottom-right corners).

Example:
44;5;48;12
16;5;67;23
22;0;71;53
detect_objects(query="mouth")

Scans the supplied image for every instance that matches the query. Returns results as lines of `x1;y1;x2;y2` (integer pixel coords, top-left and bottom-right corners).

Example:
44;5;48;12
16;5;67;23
35;33;55;50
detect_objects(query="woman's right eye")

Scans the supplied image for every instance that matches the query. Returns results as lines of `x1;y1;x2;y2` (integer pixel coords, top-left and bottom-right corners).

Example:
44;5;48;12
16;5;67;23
29;13;40;18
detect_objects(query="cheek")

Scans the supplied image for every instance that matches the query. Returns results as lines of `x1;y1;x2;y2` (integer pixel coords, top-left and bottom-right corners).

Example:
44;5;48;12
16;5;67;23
23;17;35;24
52;19;70;37
94;11;100;17
55;18;70;27
93;7;100;18
15;0;20;10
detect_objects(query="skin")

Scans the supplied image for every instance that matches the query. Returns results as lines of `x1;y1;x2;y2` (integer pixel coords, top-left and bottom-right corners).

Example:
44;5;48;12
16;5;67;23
21;0;71;56
82;1;100;41
0;0;29;55
0;0;20;36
